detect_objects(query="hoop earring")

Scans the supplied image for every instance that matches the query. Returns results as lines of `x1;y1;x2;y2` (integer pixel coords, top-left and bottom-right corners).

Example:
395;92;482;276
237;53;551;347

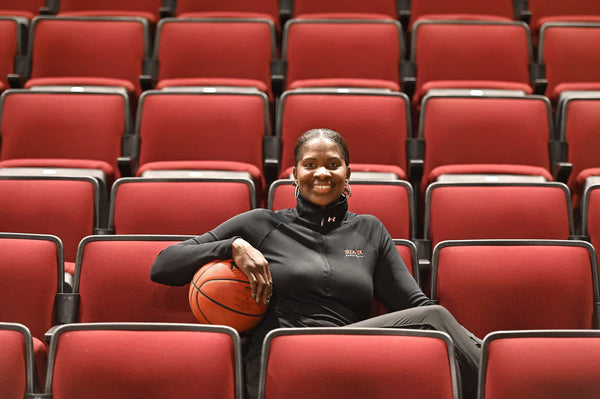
344;180;352;197
294;182;300;198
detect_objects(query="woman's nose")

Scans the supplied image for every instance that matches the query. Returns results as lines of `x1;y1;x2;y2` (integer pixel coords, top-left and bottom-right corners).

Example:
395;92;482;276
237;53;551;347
314;166;330;177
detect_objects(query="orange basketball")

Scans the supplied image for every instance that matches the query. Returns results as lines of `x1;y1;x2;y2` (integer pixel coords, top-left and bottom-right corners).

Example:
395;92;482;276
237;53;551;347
189;259;268;333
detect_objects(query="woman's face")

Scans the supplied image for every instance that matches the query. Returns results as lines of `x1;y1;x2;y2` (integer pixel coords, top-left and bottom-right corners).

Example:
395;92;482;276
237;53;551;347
293;137;351;209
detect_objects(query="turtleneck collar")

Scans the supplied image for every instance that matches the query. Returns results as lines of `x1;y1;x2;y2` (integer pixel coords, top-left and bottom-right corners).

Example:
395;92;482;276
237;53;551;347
294;193;348;232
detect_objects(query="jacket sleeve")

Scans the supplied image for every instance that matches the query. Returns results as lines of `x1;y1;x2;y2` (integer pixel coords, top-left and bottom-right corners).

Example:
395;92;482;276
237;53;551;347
373;223;435;310
150;210;259;286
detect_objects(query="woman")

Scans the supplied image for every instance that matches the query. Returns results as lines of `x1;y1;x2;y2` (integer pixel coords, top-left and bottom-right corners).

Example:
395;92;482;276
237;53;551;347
151;128;481;399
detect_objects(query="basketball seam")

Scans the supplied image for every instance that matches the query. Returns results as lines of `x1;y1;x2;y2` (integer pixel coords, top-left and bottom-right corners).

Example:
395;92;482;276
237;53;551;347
191;279;267;318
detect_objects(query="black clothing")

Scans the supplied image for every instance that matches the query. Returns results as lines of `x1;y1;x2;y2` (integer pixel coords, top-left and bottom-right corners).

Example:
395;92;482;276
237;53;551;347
150;194;479;399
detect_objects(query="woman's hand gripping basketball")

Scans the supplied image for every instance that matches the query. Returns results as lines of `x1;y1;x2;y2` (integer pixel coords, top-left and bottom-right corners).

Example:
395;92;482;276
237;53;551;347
232;238;272;306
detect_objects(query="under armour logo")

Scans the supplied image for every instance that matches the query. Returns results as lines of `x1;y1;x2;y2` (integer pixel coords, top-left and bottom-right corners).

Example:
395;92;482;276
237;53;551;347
328;217;336;223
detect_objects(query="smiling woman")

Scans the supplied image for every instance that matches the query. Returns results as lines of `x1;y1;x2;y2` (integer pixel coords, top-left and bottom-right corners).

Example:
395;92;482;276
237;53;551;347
150;128;481;399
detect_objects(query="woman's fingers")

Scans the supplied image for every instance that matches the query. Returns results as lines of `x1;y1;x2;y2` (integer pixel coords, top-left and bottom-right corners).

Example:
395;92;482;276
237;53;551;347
232;238;272;305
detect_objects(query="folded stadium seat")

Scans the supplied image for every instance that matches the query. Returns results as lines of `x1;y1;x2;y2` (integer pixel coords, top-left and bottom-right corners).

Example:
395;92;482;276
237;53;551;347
174;0;280;34
44;323;242;399
108;177;255;235
147;18;277;103
0;176;106;275
281;19;403;93
407;20;544;111
407;0;515;31
56;0;165;25
259;328;459;399
275;88;412;180
555;92;600;212
0;234;67;392
417;93;568;197
528;0;600;46
0;323;37;397
538;22;600;107
581;183;600;253
0;0;47;19
289;0;399;20
431;240;600;339
267;179;415;240
133;88;270;205
61;235;198;325
0;16;27;94
0;88;134;196
422;182;573;261
11;16;150;103
479;330;600;399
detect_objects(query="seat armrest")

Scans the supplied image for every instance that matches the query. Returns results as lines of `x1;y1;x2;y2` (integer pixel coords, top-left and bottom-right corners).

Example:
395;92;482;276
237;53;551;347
263;135;282;186
530;62;547;95
279;0;292;26
552;161;572;184
271;59;287;98
397;0;411;29
118;156;137;177
7;73;25;88
408;159;424;188
400;61;416;98
514;0;531;23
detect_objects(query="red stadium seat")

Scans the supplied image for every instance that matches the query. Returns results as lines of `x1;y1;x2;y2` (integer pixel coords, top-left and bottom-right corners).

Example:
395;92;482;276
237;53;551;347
282;19;403;92
16;16;150;99
538;22;600;106
0;176;105;274
480;330;600;399
0;16;27;93
150;18;277;102
529;0;600;45
0;0;46;19
45;323;242;399
259;328;459;399
556;92;600;209
418;94;557;195
109;177;255;235
291;0;399;20
409;20;538;107
174;0;280;33
275;88;410;180
0;88;133;193
133;88;269;204
68;235;198;324
431;240;599;339
423;182;573;259
57;0;164;24
408;0;514;29
268;179;415;239
0;234;67;390
0;323;37;397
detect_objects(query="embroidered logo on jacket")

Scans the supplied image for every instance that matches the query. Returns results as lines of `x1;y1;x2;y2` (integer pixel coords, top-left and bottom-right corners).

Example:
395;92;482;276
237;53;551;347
344;249;364;257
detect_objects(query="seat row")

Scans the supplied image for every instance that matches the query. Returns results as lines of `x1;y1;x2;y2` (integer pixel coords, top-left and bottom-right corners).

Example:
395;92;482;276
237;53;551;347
1;15;600;107
4;321;600;399
1;233;599;396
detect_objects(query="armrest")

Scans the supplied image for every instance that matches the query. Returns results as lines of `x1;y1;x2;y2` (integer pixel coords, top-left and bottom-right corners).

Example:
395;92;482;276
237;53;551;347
397;0;411;29
552;161;572;184
140;57;158;91
119;134;139;177
40;0;58;15
159;1;174;18
118;156;137;177
279;0;293;27
408;159;424;188
530;62;547;95
400;61;416;99
44;325;60;345
514;0;531;23
8;73;24;88
271;59;287;98
263;135;282;186
94;227;115;235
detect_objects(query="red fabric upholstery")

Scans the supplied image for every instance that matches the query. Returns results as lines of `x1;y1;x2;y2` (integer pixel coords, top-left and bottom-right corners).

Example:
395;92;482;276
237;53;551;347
426;184;571;248
58;0;162;24
28;17;148;95
0;178;98;263
32;337;48;388
76;238;198;323
0;18;18;89
176;0;280;31
433;242;596;338
49;326;238;398
529;0;600;31
278;90;409;180
0;328;28;398
284;20;402;91
420;96;552;194
155;78;271;100
293;0;397;20
409;0;514;28
412;21;532;105
268;180;412;239
262;331;455;399
0;0;44;19
584;186;600;252
540;23;600;103
482;332;600;399
426;165;553;191
415;80;533;102
111;179;254;234
24;76;137;93
0;10;36;19
0;90;127;181
156;19;275;99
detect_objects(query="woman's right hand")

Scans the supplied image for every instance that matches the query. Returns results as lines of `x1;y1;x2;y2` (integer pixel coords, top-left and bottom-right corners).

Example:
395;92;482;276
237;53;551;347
232;238;272;305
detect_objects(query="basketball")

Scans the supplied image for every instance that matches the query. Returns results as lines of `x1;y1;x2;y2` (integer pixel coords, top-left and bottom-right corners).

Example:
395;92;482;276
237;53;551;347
189;259;268;332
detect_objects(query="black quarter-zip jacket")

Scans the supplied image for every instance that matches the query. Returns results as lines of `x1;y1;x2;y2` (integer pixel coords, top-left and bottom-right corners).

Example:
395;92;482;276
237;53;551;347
151;194;433;351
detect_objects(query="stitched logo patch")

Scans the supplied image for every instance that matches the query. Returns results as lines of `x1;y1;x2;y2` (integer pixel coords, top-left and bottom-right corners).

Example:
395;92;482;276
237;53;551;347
344;249;364;257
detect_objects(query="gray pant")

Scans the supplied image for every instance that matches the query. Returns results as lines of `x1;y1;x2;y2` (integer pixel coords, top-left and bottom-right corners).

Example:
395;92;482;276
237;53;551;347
246;305;481;399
